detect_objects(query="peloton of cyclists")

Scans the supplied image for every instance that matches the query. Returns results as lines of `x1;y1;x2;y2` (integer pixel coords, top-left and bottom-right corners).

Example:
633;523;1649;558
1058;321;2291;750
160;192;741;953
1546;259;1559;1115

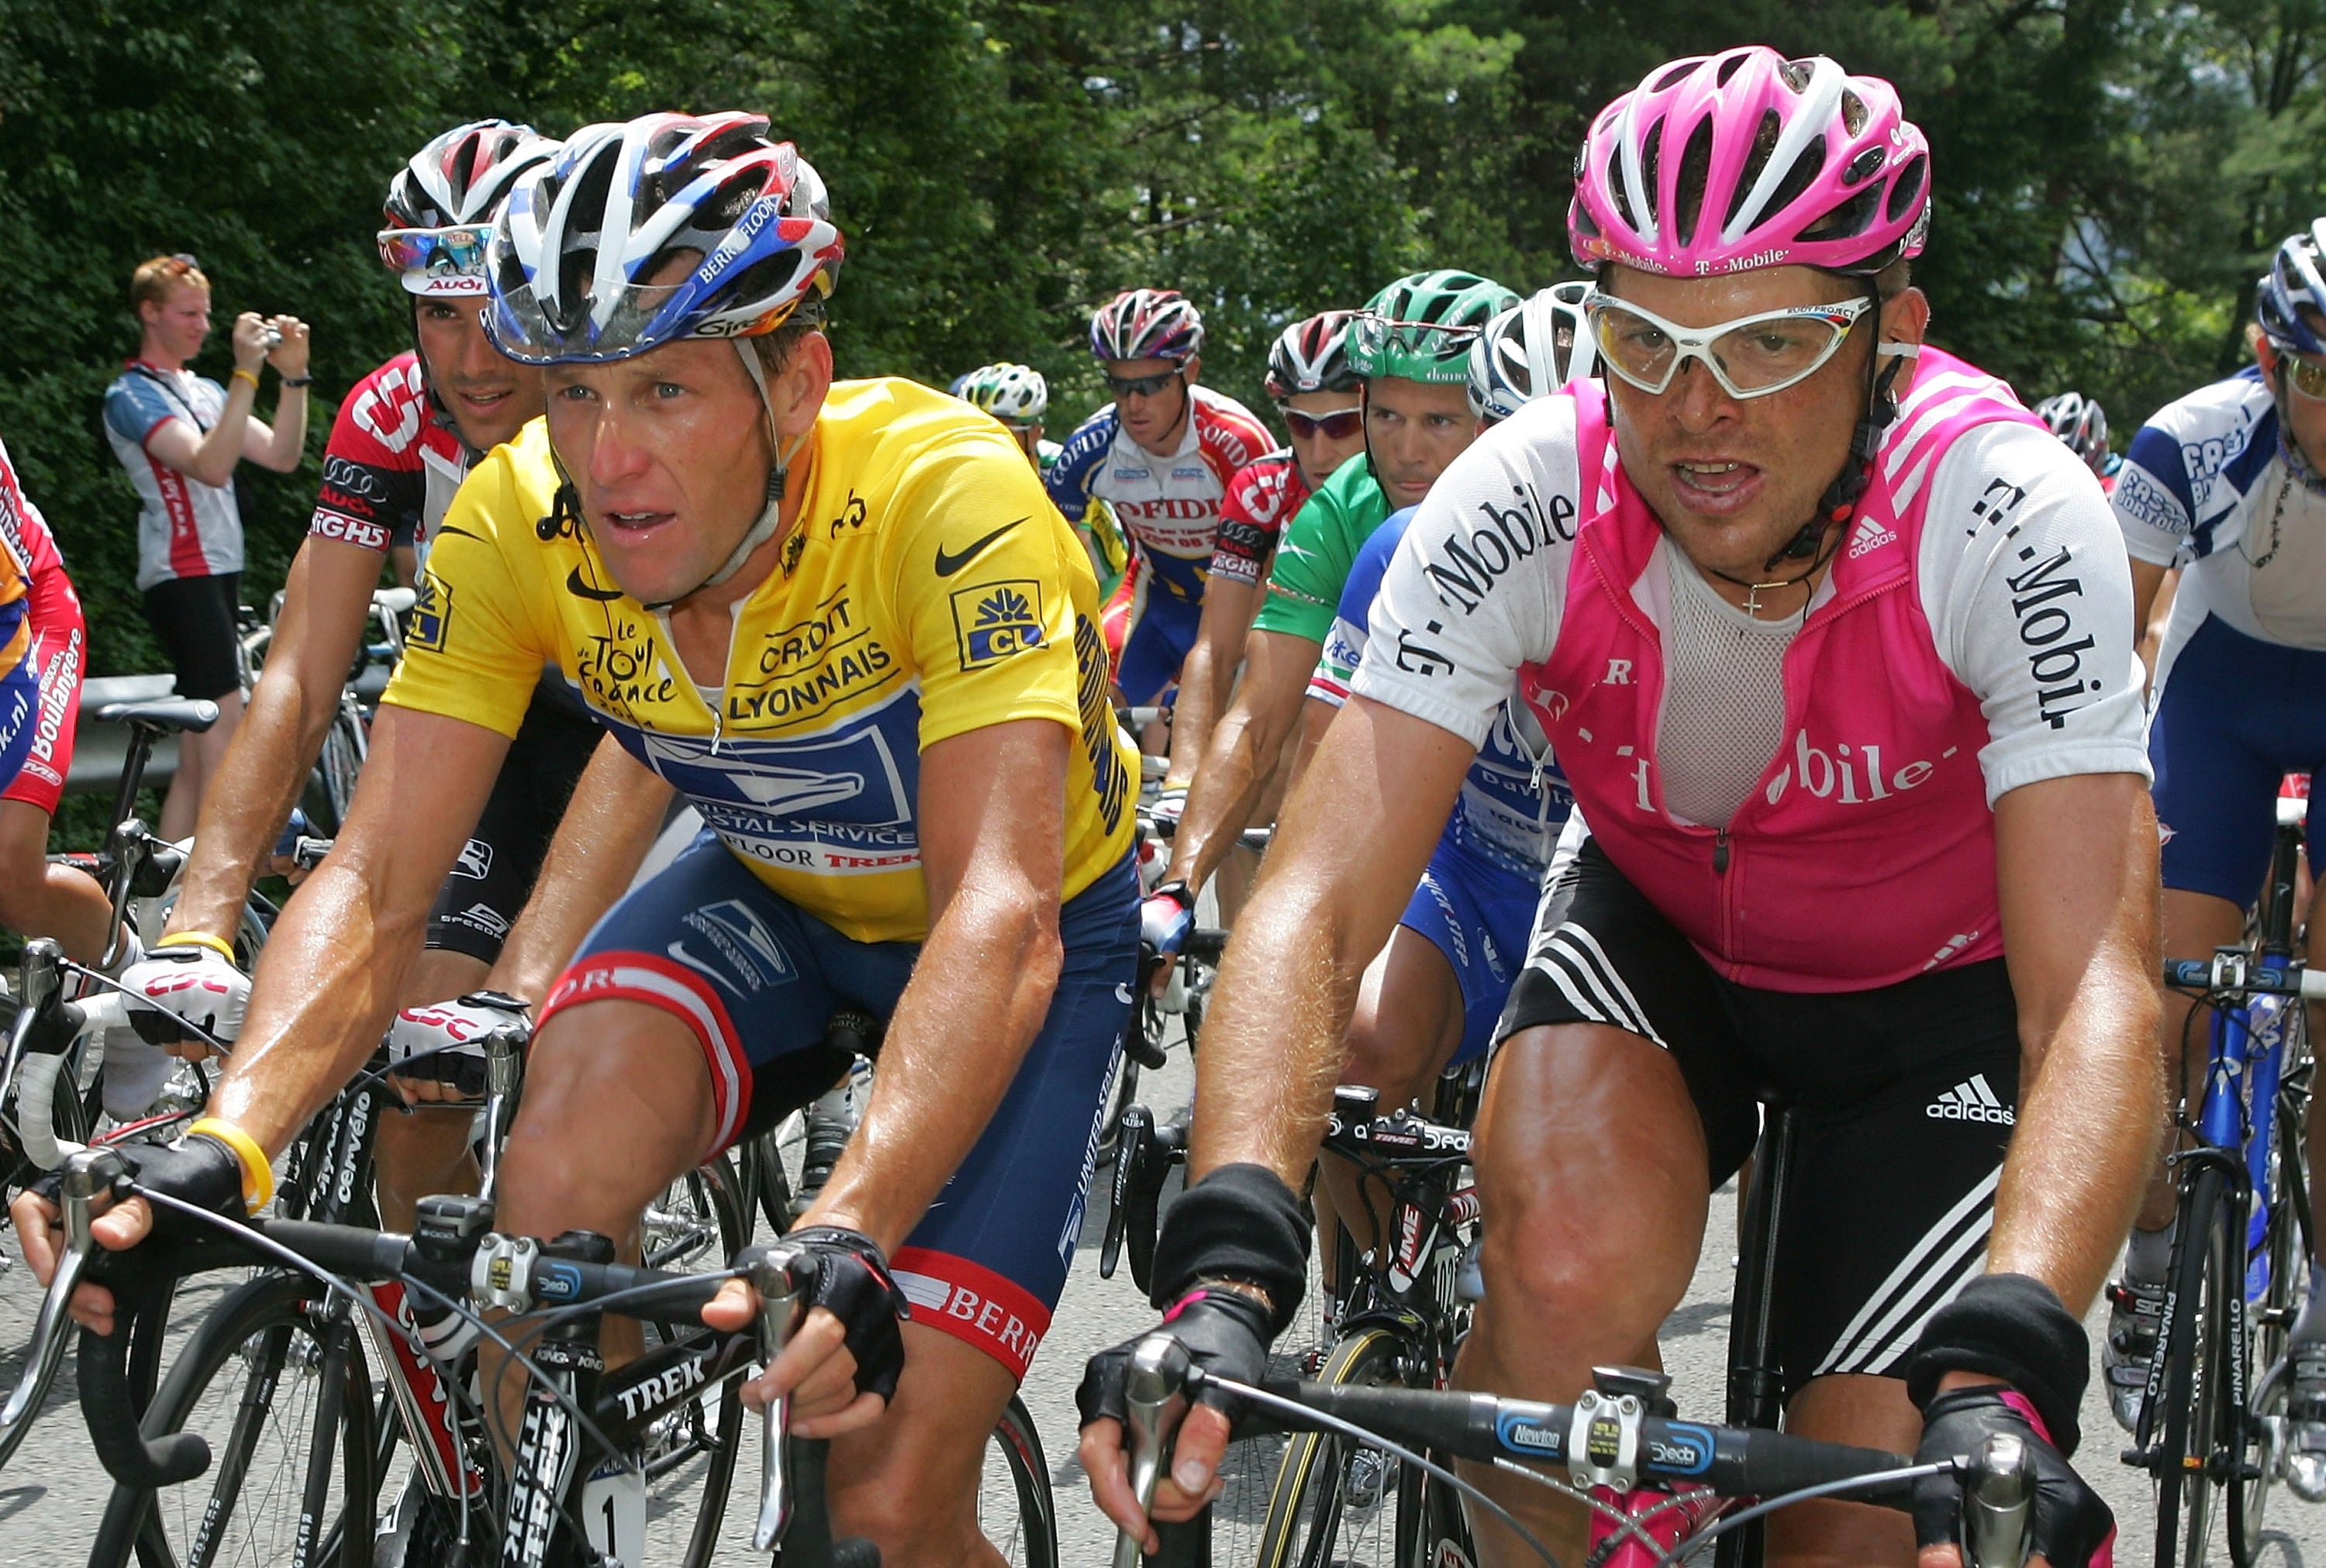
17;110;1139;1568
1083;47;2145;1568
1046;288;1274;707
2103;213;2326;1497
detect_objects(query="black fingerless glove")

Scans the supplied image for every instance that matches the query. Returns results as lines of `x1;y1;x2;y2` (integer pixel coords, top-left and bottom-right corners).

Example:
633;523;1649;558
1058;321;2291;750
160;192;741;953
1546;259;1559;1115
1146;1163;1310;1334
1078;1282;1275;1430
1903;1273;2089;1456
784;1225;911;1402
1911;1386;2116;1568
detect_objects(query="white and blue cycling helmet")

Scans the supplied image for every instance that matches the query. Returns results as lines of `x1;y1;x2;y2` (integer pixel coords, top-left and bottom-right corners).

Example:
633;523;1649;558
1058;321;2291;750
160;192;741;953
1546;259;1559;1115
2258;218;2326;357
1465;281;1597;424
484;111;843;364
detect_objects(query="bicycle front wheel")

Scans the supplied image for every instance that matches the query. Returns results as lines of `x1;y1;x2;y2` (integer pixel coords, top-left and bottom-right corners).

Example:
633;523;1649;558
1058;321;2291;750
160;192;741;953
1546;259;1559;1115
2152;1162;2259;1568
979;1393;1059;1566
90;1270;376;1568
1254;1325;1420;1568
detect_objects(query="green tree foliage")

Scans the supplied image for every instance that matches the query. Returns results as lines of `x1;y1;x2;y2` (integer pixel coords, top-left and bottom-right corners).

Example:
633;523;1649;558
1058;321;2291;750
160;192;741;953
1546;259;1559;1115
2;0;2321;688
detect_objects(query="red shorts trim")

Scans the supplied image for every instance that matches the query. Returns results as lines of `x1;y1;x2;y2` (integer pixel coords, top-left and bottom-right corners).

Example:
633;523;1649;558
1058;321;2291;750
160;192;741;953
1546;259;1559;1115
2;567;84;814
538;950;753;1155
890;1246;1053;1382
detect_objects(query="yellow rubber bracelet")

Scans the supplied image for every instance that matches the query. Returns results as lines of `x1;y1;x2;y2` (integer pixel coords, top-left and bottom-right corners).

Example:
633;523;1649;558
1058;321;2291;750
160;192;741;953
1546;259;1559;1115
231;367;261;391
157;931;236;963
187;1118;275;1215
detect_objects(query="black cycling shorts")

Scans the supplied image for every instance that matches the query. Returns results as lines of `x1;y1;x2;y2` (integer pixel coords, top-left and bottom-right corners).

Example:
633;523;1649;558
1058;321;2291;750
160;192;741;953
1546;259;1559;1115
424;682;602;962
1499;836;2020;1397
142;572;242;702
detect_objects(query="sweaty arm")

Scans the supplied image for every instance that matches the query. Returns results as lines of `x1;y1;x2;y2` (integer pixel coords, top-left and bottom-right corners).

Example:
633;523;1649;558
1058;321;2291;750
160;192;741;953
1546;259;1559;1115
1164;573;1261;790
1187;694;1475;1182
166;539;387;941
1161;628;1318;891
208;704;511;1153
1925;422;2162;1313
477;735;675;1005
804;719;1072;1251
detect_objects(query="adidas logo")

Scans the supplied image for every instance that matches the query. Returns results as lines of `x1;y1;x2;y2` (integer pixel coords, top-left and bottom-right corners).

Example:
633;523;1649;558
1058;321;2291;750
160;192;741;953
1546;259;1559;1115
1927;1073;2014;1125
1847;515;1898;559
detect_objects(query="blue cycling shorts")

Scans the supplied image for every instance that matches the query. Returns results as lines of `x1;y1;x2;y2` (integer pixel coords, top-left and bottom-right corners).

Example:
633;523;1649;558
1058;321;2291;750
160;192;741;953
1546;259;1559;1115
1103;559;1203;706
538;834;1139;1380
2152;613;2326;905
1398;830;1540;1065
0;648;38;799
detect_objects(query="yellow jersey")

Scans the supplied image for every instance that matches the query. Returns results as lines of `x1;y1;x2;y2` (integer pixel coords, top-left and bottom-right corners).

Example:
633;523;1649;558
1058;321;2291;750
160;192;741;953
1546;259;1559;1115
383;377;1137;943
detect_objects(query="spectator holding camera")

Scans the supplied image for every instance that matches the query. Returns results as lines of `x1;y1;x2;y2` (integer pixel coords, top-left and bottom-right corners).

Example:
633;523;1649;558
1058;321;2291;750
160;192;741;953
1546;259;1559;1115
104;253;312;837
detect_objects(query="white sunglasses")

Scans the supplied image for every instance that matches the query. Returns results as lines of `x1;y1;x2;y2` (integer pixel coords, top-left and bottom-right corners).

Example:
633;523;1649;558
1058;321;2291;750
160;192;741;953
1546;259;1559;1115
1585;292;1911;401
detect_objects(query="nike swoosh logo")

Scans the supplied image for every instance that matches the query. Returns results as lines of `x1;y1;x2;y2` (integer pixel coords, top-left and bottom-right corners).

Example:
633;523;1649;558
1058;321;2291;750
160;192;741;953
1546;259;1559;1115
565;566;626;601
934;518;1026;577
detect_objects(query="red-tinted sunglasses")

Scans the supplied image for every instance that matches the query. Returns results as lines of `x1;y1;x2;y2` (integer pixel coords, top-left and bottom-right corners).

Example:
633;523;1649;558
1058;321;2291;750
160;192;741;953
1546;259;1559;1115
1285;406;1363;441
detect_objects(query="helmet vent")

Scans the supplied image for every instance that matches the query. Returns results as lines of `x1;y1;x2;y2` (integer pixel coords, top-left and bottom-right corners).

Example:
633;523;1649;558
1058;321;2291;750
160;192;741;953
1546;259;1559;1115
1845;146;1886;186
1758;135;1827;233
1714;51;1749;88
1885;154;1928;224
1727;110;1785;231
1655;60;1698;92
1840;89;1869;137
1639;115;1668;226
1675;117;1717;248
1604;146;1637;230
1779;57;1816;92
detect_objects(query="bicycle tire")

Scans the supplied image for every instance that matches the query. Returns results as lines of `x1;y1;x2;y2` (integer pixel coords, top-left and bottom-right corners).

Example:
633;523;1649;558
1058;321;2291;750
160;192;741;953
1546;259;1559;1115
635;1156;752;1568
1254;1325;1420;1568
2241;1042;2313;1563
88;1270;377;1568
2151;1161;2251;1568
980;1393;1060;1566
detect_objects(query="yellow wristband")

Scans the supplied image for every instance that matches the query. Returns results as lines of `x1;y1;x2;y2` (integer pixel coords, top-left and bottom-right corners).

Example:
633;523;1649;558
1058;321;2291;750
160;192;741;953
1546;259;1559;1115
231;367;261;391
157;931;236;963
187;1117;275;1215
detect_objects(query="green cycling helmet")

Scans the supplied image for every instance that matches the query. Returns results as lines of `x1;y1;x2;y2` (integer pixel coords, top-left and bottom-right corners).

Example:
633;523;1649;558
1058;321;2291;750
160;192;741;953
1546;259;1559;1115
1345;269;1519;384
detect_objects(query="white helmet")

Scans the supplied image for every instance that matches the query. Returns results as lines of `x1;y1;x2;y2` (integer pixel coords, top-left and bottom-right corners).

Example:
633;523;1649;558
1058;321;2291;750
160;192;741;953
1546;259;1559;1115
1466;282;1597;424
956;363;1049;422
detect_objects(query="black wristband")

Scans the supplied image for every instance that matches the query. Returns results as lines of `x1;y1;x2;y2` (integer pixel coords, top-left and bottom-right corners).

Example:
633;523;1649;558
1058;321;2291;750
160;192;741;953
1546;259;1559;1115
1902;1272;2088;1456
1147;1163;1310;1335
281;375;314;388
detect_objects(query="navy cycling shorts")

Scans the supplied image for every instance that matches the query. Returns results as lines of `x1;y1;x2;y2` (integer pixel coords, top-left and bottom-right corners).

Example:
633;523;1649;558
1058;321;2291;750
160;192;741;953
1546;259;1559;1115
2152;613;2326;904
1105;562;1203;706
1398;831;1540;1065
538;834;1139;1380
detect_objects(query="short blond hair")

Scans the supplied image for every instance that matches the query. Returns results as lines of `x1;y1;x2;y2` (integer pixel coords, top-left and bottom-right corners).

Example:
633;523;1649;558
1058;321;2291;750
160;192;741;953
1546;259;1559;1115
130;254;210;312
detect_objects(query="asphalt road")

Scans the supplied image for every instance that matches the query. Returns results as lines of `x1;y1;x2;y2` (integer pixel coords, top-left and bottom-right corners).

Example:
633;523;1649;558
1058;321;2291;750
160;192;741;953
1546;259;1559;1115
5;1033;2324;1565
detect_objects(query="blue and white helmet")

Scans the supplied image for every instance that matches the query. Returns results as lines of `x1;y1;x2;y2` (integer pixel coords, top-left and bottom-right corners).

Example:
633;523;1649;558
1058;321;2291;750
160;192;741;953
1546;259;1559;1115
1465;281;1597;424
485;112;844;364
2257;218;2326;357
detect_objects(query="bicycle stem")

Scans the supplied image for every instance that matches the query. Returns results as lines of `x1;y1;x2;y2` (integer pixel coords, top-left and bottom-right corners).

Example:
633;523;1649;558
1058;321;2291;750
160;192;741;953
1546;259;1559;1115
1114;1332;1193;1568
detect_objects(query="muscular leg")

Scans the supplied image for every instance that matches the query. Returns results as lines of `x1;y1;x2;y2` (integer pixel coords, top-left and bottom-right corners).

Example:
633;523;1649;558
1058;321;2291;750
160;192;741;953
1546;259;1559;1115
1770;1376;1920;1566
372;946;492;1231
1454;1022;1710;1567
826;1326;1019;1568
1315;928;1465;1286
0;799;113;962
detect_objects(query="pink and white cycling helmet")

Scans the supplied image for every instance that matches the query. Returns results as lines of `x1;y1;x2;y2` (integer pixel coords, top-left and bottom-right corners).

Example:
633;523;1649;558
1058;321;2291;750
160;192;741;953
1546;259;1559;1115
1569;48;1931;279
1090;288;1204;362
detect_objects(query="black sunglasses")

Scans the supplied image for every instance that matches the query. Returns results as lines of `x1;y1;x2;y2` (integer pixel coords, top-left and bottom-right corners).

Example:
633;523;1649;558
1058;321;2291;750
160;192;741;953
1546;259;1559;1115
1105;368;1183;400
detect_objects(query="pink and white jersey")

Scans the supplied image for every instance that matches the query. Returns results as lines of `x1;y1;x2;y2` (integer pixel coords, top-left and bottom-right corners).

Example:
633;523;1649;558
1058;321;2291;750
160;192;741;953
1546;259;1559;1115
1354;351;2150;992
103;362;243;590
309;352;472;569
1046;384;1272;602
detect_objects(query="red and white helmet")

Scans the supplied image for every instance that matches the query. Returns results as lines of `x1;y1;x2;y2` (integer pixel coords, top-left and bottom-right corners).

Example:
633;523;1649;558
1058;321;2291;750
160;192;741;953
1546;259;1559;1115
1569;48;1931;279
1265;310;1360;399
1089;288;1204;362
378;120;561;298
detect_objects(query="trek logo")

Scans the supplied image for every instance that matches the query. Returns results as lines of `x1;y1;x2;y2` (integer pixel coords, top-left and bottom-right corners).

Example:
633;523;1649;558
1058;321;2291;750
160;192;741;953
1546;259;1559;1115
1927;1073;2014;1125
934;518;1024;577
1846;514;1897;559
1423;484;1577;614
612;1356;706;1422
405;575;452;653
953;581;1045;668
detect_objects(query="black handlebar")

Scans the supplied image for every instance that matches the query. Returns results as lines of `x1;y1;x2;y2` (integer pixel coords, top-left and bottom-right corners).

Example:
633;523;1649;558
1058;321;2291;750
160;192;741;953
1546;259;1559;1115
77;1285;212;1489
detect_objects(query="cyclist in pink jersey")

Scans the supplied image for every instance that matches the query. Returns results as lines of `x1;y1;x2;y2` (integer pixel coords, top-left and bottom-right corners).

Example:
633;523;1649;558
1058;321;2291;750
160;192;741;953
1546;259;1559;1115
1083;48;2146;1568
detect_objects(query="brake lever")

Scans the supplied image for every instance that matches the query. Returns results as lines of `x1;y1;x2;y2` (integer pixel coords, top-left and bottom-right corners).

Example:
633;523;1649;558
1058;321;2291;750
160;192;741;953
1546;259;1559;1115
1113;1333;1193;1568
750;1242;807;1551
1962;1432;2031;1568
0;1146;127;1468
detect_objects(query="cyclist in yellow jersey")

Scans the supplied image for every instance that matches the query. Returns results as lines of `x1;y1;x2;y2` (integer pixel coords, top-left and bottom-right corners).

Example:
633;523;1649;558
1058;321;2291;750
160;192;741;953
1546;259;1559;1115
11;113;1137;1568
